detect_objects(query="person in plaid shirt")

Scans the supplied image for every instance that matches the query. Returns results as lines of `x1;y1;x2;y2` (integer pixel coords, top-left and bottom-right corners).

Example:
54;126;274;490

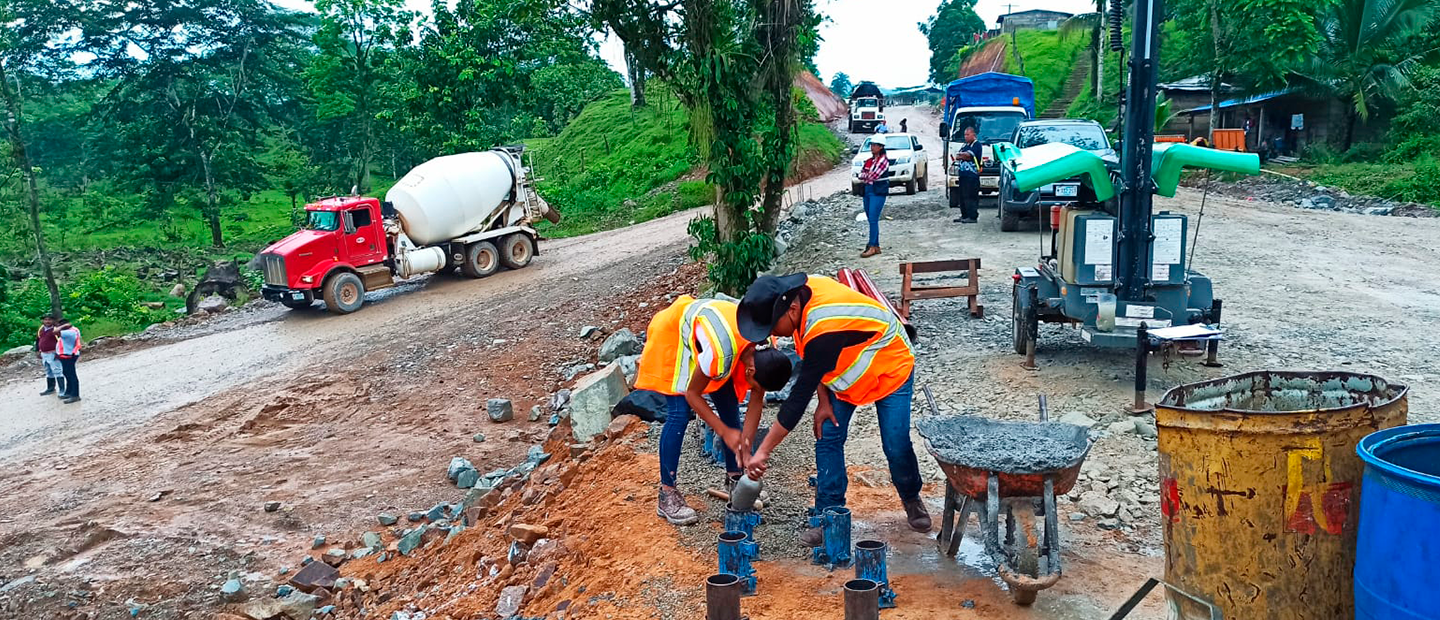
859;136;892;258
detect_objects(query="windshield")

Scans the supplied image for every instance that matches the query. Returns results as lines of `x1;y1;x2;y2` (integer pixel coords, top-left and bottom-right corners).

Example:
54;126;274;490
864;136;915;151
1015;123;1111;150
306;211;340;231
855;97;879;108
951;111;1027;143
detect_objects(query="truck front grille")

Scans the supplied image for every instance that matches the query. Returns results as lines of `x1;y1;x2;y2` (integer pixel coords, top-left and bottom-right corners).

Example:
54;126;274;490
262;253;287;287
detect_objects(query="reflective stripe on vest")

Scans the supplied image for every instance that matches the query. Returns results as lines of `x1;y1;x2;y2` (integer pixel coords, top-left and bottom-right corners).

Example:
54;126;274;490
669;299;741;393
800;302;910;393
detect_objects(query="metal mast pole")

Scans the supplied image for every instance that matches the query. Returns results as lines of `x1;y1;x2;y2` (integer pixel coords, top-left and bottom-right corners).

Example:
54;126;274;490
1116;0;1163;302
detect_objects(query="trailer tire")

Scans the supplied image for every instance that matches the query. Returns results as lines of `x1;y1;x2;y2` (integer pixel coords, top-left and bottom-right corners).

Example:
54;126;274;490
500;234;535;270
322;272;365;315
461;241;500;278
1012;284;1037;355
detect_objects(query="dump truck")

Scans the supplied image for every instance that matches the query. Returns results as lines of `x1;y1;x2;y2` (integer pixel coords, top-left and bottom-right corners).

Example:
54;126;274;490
941;72;1035;208
847;81;886;133
258;147;560;314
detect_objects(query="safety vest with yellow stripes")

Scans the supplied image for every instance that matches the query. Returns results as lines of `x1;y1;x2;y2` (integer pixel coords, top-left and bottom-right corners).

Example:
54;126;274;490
634;295;750;398
794;275;914;405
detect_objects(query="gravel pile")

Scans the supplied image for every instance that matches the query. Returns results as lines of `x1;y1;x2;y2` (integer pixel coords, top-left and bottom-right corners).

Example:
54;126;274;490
1189;174;1437;218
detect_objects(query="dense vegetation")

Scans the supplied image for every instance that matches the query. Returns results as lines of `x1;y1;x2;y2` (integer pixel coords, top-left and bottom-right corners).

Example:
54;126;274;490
1000;30;1088;115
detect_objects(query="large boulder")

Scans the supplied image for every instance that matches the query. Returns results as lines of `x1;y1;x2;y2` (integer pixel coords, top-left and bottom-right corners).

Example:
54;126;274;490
598;328;643;363
615;354;641;386
569;364;630;441
198;294;229;314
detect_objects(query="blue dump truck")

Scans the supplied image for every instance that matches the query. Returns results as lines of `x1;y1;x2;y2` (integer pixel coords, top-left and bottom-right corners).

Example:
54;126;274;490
941;72;1035;208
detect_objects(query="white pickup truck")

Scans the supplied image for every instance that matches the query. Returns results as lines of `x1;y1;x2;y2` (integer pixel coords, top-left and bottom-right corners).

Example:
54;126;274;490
850;133;930;195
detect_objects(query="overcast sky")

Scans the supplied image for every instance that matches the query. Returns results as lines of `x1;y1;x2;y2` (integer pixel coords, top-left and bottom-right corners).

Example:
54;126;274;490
275;0;1096;89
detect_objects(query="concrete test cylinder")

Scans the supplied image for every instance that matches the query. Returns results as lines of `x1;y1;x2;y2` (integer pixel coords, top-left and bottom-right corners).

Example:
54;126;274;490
1156;371;1407;620
843;578;880;620
705;573;742;620
1354;424;1440;619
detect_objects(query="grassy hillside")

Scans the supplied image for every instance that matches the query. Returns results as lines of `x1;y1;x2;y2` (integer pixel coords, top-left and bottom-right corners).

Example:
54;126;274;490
1002;30;1088;115
528;86;845;238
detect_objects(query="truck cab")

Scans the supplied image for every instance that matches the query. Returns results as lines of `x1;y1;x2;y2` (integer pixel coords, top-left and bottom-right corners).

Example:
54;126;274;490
259;196;392;310
847;82;886;133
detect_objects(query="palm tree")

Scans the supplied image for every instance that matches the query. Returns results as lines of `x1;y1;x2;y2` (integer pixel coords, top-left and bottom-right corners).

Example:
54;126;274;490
1295;0;1440;149
1059;0;1105;109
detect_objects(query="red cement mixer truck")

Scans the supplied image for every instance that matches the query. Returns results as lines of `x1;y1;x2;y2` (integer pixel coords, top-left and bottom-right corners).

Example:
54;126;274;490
258;147;560;314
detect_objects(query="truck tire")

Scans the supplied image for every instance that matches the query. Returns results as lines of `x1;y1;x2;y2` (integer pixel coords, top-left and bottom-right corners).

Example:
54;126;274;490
322;272;365;315
948;186;961;209
852;183;863;196
1000;208;1021;232
905;179;917;195
500;234;535;270
918;169;928;191
461;241;500;278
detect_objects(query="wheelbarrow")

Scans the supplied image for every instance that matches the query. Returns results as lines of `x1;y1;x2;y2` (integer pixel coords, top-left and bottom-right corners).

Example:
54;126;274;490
918;389;1092;606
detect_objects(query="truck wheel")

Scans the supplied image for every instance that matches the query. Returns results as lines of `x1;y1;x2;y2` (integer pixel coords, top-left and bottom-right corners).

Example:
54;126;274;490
500;234;535;270
851;183;863;196
905;179;917;195
461;241;500;278
918;170;928;192
948;187;961;209
1000;209;1021;232
322;272;365;314
1013;284;1038;355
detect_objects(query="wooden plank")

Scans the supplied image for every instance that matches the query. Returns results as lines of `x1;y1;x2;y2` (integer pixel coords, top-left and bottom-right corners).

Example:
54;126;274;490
903;258;981;274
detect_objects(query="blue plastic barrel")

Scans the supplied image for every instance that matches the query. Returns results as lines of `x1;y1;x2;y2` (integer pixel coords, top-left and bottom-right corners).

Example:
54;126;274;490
1355;424;1440;619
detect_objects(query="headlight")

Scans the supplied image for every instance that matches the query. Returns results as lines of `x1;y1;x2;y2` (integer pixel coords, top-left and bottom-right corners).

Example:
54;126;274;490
301;275;314;283
894;156;911;165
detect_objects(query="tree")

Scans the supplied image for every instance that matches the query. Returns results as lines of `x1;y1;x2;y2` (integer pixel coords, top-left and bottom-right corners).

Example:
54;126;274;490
919;0;986;83
1294;0;1440;149
309;0;415;193
595;0;818;292
86;0;307;248
829;71;853;98
0;0;81;318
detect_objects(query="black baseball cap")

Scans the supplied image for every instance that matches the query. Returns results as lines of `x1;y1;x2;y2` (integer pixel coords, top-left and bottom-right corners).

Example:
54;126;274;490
736;273;808;343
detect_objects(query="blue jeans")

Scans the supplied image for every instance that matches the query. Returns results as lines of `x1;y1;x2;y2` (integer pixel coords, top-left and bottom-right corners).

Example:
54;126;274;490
863;183;888;247
815;373;921;511
659;381;743;487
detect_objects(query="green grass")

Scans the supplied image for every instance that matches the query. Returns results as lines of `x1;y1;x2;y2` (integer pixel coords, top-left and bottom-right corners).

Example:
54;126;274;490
1278;160;1440;208
530;85;844;238
1002;30;1088;115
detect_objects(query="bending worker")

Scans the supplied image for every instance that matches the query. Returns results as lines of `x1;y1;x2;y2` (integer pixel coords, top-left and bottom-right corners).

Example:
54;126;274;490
735;274;930;546
635;294;794;527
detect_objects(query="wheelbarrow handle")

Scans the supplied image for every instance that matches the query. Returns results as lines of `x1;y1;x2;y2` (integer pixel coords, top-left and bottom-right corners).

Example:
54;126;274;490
1038;394;1048;422
922;384;941;416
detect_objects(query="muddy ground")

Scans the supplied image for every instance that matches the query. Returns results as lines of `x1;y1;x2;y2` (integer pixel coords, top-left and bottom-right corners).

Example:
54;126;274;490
1;107;1436;619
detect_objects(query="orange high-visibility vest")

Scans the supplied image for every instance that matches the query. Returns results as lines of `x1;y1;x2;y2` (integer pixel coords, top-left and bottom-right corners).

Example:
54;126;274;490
794;275;914;406
635;296;750;398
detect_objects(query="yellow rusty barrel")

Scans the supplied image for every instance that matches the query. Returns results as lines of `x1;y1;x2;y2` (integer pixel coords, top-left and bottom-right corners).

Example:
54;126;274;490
1155;371;1407;620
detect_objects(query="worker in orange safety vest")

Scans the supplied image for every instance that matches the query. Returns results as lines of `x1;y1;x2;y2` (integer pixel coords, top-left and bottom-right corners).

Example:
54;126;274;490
635;295;794;526
735;273;930;546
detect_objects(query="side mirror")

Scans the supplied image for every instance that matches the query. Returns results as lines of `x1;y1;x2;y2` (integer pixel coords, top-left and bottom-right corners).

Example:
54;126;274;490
343;213;356;234
939;122;950;139
915;144;924;151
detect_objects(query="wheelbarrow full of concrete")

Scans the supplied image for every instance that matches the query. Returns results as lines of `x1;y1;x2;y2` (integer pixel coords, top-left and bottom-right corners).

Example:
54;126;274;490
917;391;1092;606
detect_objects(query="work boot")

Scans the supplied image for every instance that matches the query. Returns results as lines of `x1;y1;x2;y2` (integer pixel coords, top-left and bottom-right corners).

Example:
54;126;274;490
40;379;55;396
860;246;881;258
657;487;700;526
799;525;824;547
903;498;932;532
62;396;81;404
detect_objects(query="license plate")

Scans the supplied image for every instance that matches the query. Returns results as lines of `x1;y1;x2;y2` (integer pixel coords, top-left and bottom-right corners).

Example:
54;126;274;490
1055;184;1079;197
981;177;999;189
292;292;305;300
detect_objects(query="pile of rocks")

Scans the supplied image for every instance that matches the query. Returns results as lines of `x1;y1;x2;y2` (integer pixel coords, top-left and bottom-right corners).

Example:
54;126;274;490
1196;174;1437;218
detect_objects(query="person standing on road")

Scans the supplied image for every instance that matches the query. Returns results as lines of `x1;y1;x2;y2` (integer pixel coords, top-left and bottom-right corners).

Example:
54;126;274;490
54;318;82;404
635;295;794;526
859;136;892;258
735;273;931;547
899;118;908;133
952;126;983;223
35;314;64;397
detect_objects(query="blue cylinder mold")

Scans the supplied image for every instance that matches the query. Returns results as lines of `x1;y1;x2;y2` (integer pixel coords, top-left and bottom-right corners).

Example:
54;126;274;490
854;539;896;608
718;531;758;595
1355;424;1440;620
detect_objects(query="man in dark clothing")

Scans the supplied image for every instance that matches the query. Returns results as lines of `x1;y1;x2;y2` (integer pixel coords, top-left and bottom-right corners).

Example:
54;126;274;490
736;273;930;547
55;318;82;403
952;126;983;223
36;314;64;396
898;118;908;133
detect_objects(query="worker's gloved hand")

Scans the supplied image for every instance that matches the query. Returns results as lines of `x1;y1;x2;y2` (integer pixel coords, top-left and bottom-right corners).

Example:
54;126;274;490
747;449;771;480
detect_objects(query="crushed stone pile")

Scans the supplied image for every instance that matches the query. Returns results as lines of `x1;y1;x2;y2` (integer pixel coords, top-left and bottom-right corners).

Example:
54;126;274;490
916;415;1091;474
